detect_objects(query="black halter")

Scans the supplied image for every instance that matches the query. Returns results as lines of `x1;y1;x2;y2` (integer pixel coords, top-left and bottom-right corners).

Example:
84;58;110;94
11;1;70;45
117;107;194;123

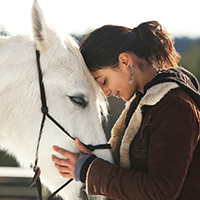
31;50;111;200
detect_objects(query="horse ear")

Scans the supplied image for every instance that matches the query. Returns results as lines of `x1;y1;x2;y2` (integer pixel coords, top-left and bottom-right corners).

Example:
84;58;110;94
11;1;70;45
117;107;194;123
31;0;58;50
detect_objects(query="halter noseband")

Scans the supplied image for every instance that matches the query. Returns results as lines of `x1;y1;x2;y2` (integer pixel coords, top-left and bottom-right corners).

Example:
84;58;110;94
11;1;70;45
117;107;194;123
32;50;111;200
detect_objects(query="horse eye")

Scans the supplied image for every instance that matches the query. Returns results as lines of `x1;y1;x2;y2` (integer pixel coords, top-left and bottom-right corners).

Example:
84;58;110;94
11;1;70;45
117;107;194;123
69;96;88;108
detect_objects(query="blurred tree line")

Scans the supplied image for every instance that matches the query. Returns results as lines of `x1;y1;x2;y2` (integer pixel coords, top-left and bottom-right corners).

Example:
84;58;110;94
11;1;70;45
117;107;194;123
175;38;200;81
0;30;200;166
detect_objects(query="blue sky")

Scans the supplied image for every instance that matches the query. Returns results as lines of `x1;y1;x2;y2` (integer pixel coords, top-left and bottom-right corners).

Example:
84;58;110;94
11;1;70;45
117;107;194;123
0;0;199;38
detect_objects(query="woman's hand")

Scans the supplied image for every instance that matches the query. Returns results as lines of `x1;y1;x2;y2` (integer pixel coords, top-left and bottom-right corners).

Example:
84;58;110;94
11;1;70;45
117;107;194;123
52;138;92;179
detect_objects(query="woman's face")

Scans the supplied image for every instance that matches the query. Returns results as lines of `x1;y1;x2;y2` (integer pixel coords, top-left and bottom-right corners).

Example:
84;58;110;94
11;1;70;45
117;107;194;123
91;53;157;101
92;65;139;101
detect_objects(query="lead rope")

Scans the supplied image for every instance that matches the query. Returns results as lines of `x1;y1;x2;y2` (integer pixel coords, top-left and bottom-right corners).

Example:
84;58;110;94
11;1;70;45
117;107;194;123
32;50;111;200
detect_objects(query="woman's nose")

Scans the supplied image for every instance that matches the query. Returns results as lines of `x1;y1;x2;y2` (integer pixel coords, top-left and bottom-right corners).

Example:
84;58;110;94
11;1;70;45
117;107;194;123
101;86;111;97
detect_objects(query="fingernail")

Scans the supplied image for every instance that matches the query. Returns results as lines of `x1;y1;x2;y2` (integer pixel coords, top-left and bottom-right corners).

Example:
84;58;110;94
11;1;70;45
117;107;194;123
75;138;80;143
52;145;57;150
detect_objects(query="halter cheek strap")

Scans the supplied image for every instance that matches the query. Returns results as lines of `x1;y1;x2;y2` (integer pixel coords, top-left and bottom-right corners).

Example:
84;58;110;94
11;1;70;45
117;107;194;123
32;50;111;200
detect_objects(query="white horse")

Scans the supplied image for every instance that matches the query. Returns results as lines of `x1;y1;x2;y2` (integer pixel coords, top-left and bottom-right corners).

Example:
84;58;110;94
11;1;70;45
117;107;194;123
0;0;113;199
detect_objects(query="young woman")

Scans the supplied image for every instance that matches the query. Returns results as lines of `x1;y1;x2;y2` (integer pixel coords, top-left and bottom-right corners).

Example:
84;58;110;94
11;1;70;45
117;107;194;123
52;21;200;199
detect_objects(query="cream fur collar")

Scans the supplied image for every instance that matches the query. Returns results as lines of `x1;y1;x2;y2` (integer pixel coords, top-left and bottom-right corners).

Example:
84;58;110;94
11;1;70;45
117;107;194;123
110;82;180;168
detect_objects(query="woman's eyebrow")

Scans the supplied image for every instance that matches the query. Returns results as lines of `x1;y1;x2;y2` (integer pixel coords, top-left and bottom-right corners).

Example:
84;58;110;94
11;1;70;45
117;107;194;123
94;75;103;81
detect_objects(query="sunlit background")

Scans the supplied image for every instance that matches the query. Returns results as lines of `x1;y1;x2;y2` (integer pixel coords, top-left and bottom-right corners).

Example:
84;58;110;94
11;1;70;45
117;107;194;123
0;1;200;199
0;0;200;37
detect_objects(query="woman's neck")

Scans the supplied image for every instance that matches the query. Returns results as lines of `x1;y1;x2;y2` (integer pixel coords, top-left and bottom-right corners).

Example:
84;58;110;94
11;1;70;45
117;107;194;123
137;66;158;93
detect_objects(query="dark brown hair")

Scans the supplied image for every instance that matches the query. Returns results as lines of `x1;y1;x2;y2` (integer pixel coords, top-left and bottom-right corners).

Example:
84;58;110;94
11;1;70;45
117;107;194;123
80;21;181;71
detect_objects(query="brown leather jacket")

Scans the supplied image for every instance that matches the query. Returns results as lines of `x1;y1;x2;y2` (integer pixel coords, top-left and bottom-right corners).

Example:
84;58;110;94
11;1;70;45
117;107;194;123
85;75;200;200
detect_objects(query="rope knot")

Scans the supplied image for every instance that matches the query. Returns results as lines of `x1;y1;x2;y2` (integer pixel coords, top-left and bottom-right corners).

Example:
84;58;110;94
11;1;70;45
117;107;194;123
85;144;112;151
41;106;48;114
86;145;96;151
30;167;41;187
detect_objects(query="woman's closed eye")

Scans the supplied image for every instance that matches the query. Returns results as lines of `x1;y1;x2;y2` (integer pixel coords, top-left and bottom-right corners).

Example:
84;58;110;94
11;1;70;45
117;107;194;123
103;79;107;85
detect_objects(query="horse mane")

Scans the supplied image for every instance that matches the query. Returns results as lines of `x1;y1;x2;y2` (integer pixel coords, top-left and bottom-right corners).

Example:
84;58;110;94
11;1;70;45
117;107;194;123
62;34;108;120
0;34;31;48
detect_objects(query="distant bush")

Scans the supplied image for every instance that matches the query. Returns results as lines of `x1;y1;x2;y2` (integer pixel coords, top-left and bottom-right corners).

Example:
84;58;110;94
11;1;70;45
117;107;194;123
0;151;19;167
175;38;200;82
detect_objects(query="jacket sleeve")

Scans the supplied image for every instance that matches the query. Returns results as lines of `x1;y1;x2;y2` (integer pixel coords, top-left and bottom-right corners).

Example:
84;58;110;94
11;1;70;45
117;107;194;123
85;90;200;200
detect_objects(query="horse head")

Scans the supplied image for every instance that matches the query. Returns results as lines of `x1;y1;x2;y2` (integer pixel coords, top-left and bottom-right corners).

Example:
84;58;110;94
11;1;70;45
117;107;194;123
0;0;113;199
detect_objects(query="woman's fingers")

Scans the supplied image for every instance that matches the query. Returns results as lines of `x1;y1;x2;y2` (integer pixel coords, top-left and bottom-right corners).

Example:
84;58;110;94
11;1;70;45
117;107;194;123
53;138;91;159
52;138;92;179
52;154;69;167
52;146;80;179
75;138;92;154
59;172;72;179
52;155;76;179
52;145;79;160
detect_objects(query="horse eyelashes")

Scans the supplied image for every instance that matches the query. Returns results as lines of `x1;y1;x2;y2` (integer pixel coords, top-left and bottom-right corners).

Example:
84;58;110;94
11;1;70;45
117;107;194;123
69;96;88;108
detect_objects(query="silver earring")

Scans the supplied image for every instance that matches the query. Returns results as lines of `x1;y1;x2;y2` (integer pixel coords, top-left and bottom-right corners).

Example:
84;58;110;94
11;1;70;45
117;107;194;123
128;65;134;84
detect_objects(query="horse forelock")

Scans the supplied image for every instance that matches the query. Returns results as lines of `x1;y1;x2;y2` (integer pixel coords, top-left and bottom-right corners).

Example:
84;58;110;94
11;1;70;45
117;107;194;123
63;35;108;120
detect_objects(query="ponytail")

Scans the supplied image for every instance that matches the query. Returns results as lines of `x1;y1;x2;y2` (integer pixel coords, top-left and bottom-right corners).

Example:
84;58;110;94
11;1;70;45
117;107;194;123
134;21;181;69
80;21;181;71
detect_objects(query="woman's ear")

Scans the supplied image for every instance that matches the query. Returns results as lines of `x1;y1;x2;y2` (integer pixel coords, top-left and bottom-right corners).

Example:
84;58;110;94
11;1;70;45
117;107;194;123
118;52;133;67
